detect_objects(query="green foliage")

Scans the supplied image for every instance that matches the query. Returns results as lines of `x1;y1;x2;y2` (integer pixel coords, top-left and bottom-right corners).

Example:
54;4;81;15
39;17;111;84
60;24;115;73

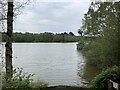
30;81;48;88
77;2;120;68
79;2;120;37
78;29;83;36
77;3;120;89
77;37;96;55
2;68;34;89
77;41;85;50
2;68;48;89
2;32;79;42
91;66;120;89
69;32;74;36
85;40;101;67
85;28;119;68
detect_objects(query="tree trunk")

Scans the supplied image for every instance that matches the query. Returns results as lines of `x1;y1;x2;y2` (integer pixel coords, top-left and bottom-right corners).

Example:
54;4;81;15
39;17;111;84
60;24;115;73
5;0;13;80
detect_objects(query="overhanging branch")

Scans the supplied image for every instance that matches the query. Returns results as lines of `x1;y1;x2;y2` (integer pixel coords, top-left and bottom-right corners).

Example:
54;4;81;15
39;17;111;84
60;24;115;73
0;18;7;21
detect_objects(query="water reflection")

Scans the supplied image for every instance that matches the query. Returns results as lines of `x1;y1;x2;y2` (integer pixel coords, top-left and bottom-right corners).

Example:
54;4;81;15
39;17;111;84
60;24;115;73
12;43;86;86
1;43;100;86
77;51;101;86
82;64;101;82
76;51;88;87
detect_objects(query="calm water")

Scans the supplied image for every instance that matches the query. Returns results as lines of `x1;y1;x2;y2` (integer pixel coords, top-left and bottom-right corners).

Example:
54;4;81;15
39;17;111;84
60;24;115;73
8;43;89;86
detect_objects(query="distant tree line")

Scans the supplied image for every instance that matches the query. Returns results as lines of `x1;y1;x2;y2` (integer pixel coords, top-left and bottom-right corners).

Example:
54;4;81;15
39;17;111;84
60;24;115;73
2;32;79;42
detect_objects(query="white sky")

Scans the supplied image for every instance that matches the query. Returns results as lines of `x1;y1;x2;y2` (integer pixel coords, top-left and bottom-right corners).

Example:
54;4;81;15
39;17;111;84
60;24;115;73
14;0;91;35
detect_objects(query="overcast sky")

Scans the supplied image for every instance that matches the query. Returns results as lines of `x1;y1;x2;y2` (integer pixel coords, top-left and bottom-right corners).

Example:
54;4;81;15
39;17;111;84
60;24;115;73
14;0;91;35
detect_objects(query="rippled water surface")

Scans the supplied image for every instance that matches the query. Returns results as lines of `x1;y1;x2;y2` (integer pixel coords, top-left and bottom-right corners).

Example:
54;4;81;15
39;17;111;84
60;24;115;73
12;43;87;86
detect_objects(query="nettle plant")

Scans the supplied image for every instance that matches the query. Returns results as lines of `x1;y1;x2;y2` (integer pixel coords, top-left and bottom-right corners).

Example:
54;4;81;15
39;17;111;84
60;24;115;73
2;67;34;88
1;67;48;89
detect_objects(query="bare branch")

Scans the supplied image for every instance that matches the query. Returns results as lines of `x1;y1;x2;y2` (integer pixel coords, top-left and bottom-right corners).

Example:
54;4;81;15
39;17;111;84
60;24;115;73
0;0;31;32
0;18;7;21
13;0;30;17
0;0;30;19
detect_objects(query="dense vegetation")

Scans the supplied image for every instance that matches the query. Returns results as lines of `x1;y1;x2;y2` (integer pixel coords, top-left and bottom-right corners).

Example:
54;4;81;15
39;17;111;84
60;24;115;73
2;67;48;89
77;1;120;88
92;66;120;89
2;32;79;42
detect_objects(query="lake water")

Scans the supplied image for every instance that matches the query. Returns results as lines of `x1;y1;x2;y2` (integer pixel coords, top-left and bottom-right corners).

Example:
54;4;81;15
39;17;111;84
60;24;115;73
2;43;90;86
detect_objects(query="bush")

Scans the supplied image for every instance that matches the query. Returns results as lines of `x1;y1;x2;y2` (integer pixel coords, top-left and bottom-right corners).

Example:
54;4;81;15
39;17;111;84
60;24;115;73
77;39;91;55
30;81;48;88
2;68;34;89
91;66;120;89
77;41;85;50
2;67;48;89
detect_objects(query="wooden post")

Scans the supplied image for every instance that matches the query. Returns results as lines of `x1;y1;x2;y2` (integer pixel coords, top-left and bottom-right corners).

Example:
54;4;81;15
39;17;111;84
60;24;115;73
107;79;120;90
118;84;120;90
107;79;113;90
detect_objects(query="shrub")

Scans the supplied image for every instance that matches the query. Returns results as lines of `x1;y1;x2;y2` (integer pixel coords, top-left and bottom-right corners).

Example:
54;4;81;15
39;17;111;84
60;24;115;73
2;67;48;89
91;66;120;89
2;68;34;89
30;81;48;88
